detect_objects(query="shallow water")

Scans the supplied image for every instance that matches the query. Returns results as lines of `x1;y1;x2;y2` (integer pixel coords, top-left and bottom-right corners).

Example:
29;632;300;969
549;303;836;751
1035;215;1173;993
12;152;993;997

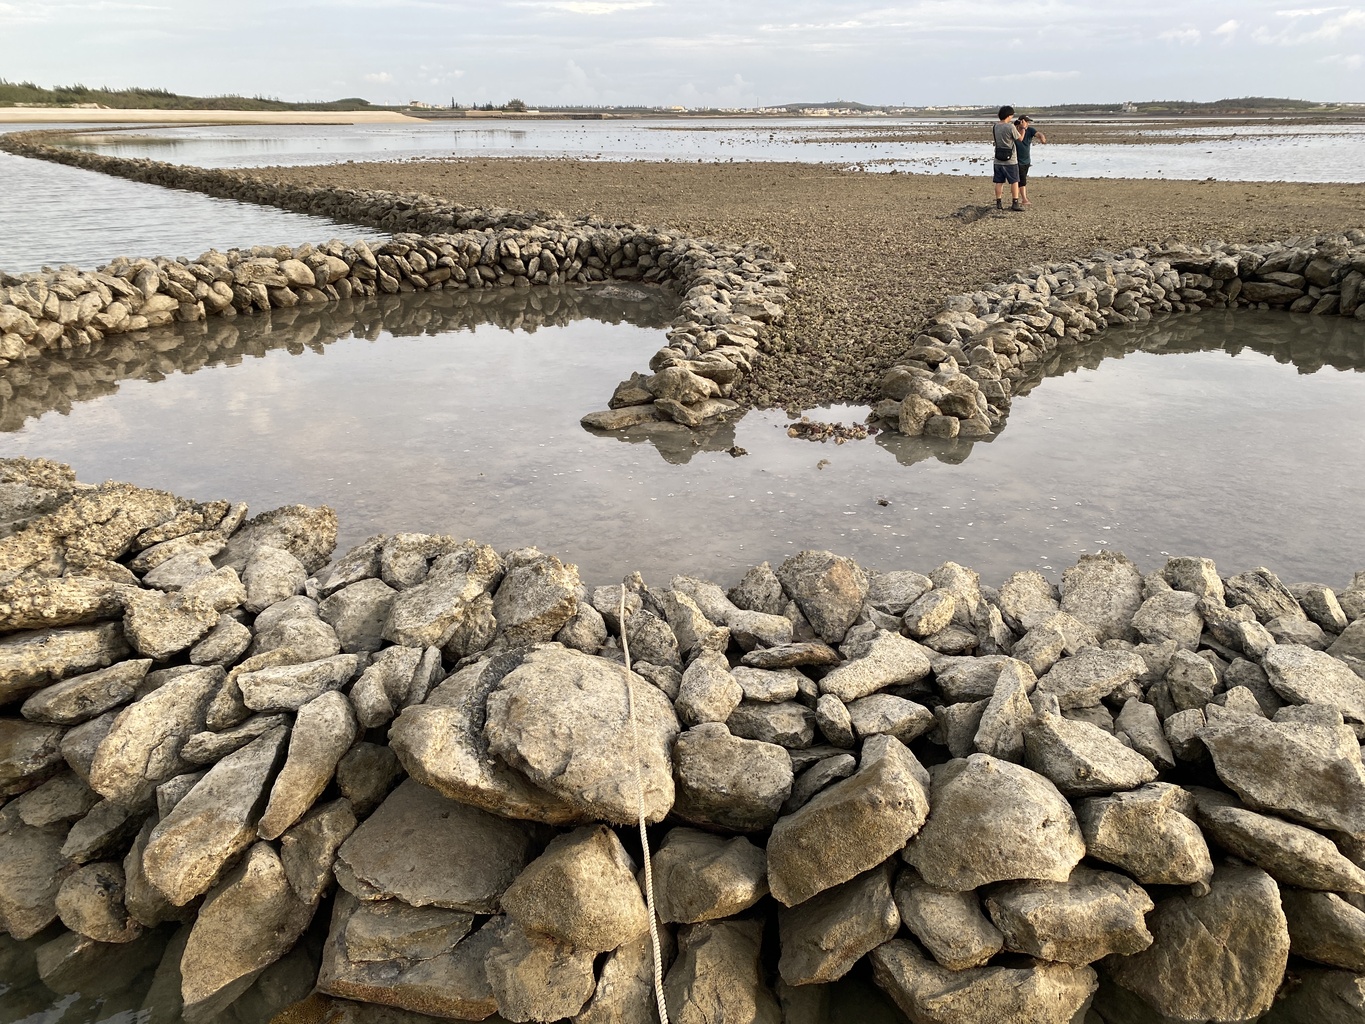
0;142;380;275
54;117;1365;182
1;294;1362;590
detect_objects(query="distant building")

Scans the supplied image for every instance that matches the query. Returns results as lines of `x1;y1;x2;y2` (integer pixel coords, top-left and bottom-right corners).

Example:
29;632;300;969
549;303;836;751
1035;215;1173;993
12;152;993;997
1121;101;1138;113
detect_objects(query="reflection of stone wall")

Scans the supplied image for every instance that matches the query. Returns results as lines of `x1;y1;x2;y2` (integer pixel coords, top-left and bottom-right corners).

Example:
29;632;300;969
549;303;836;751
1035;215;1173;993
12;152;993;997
872;233;1365;440
0;131;793;432
876;306;1365;468
0;287;673;433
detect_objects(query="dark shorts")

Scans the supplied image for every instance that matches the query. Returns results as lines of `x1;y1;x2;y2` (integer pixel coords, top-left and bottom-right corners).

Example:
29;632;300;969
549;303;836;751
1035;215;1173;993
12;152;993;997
1018;163;1031;186
993;163;1019;185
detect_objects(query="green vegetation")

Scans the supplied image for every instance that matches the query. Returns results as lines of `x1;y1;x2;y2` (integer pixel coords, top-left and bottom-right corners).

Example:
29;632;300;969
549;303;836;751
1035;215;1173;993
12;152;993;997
0;79;376;111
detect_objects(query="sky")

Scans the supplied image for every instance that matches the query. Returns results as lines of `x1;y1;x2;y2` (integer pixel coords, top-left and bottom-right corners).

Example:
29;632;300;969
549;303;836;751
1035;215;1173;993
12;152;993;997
0;1;1361;108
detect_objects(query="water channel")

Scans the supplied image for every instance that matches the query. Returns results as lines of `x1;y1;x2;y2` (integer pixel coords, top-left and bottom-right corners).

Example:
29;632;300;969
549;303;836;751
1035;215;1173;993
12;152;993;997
46;118;1365;182
1;295;1361;591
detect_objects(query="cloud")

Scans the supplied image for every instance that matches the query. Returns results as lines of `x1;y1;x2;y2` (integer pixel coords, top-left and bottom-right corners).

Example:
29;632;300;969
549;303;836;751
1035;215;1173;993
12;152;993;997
530;0;655;12
981;70;1082;82
363;71;393;83
1323;51;1364;68
1275;6;1346;16
1158;27;1202;44
1213;19;1239;37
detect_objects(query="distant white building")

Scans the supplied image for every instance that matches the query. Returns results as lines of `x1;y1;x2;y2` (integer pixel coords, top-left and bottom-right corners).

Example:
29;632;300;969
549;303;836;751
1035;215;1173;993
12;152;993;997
1121;101;1138;113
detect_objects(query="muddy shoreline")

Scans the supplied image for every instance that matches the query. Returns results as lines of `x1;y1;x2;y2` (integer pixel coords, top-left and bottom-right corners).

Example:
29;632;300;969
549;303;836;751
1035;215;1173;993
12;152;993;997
253;159;1365;410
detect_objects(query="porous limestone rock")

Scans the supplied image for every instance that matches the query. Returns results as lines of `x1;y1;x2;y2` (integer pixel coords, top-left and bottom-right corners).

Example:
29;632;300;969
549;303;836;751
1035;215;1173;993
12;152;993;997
653;828;768;924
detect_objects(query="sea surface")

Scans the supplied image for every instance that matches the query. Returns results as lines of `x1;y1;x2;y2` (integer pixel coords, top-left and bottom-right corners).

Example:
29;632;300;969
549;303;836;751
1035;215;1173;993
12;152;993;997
49;116;1365;182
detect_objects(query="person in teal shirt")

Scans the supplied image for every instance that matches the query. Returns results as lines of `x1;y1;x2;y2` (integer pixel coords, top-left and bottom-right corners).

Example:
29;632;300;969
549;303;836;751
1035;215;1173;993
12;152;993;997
1014;116;1048;207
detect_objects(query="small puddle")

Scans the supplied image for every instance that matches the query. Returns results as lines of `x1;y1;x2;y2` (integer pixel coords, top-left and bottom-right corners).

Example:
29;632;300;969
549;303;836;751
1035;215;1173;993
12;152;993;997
1;302;1363;586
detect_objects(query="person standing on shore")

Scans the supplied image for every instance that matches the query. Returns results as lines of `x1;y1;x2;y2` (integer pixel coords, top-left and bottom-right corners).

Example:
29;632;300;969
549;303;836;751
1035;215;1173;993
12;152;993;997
992;106;1024;213
1015;115;1047;207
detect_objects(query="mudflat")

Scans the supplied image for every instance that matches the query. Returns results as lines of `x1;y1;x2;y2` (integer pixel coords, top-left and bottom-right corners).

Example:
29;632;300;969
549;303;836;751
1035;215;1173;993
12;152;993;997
0;108;422;125
256;159;1365;409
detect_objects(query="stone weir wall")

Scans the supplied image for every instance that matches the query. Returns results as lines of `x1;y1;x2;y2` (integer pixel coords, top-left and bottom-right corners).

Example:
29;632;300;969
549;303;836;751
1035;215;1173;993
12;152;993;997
3;458;1365;1023
0;131;792;433
869;231;1365;441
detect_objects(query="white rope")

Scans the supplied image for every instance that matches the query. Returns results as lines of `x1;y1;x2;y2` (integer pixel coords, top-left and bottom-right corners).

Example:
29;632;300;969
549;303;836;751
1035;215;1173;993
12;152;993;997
620;585;670;1024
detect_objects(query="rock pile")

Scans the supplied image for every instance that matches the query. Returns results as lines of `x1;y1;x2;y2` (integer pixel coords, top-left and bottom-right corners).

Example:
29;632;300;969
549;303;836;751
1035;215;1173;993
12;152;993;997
871;233;1365;439
3;459;1365;1022
0;132;792;434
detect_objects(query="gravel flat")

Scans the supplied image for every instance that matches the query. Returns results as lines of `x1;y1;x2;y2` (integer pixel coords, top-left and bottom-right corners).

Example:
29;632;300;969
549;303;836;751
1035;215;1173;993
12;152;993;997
258;159;1365;410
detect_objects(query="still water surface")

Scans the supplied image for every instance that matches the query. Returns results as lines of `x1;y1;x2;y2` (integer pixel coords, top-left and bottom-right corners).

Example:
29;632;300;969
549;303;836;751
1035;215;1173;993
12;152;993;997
54;118;1365;182
0;293;1361;590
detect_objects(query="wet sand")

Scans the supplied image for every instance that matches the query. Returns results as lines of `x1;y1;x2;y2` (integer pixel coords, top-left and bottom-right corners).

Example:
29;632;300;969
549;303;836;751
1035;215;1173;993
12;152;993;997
241;160;1365;409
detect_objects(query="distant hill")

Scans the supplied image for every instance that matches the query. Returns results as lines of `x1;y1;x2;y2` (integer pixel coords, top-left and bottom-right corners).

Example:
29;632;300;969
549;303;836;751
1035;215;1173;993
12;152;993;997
0;80;377;111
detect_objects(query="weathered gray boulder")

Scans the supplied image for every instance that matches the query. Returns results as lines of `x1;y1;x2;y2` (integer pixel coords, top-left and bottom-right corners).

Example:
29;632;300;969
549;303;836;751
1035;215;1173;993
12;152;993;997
672;722;793;831
675;652;743;726
893;871;1003;970
334;779;537;912
0;573;127;632
984;865;1153;964
870;939;1097;1024
1291;582;1350;633
1132;589;1203;649
180;713;289;766
1035;648;1146;709
485;646;679;824
1195;797;1365;893
574;927;677;1024
1163;555;1225;602
814;693;855;748
902;590;956;638
653;828;768;924
740;641;840;669
317;891;496;1020
1259;967;1365;1024
0;822;66;938
9;770;99;827
381;541;503;648
179;842;315;1020
492;550;579;649
729;561;787;616
485;915;599;1023
123;568;245;660
319;578;398;654
20;658;150;725
388;654;583;825
726;700;816;748
1225;567;1303;623
972;664;1034;761
1075;784;1213;891
777;864;899;985
1166;648;1221;711
142;725;288;906
241;545;307;614
904;754;1085;890
768;735;929;906
0;622;131;705
661;589;729;660
818;630;931;701
87;666;221;805
731;665;803;704
1281;890;1365;971
775;551;868;644
236;653;364;712
0;717;65;796
1023;710;1159;796
1107;865;1289;1023
501;826;648;953
1200;707;1365;834
998;570;1060;633
278;797;357;904
664;918;781;1024
123;820;187;928
847;693;935;744
556;597;609;654
55;860;141;943
335;742;403;818
60;796;141;864
249;610;340;662
257;690;358;840
349;645;422;728
35;927;167;998
216;503;338;576
1060;551;1143;642
1264;644;1365;722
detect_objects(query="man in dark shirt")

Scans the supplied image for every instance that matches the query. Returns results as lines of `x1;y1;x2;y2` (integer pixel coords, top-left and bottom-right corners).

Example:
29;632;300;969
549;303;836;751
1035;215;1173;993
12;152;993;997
1015;115;1048;207
992;105;1024;213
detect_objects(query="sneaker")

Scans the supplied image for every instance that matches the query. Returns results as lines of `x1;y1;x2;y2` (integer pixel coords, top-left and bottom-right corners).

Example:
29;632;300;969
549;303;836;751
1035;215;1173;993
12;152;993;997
995;199;1003;210
1009;200;1025;212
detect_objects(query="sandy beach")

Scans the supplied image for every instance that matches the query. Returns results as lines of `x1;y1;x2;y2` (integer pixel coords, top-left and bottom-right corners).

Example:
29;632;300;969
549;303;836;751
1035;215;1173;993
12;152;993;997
255;158;1365;409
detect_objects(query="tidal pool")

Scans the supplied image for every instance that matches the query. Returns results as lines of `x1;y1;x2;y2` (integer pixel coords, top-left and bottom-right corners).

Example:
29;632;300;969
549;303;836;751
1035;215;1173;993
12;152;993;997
0;293;1362;590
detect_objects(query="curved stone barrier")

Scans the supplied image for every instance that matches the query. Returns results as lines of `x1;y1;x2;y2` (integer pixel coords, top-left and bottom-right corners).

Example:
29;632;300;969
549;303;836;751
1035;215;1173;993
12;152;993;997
2;457;1365;1022
0;130;793;433
869;233;1365;440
